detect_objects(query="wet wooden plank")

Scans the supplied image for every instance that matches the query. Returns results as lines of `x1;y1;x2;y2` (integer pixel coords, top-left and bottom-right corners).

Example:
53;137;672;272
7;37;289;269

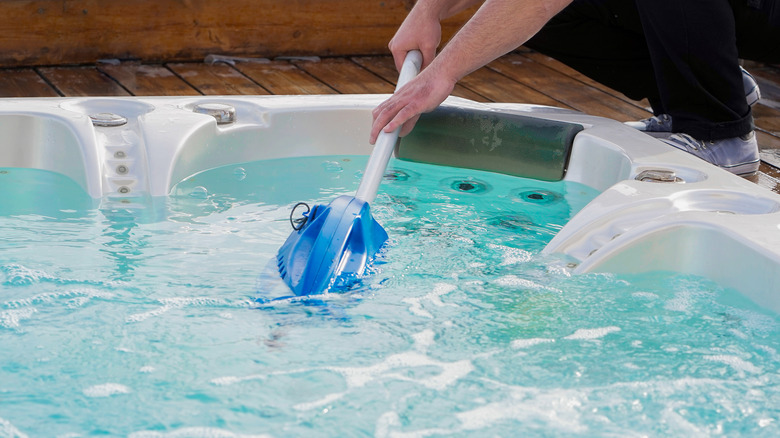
351;56;489;102
489;53;652;121
97;63;200;96
0;68;59;97
458;66;568;108
233;61;336;95
750;65;780;111
37;66;130;96
752;104;780;137
290;58;395;94
757;132;780;151
744;162;780;193
166;63;270;95
746;66;780;139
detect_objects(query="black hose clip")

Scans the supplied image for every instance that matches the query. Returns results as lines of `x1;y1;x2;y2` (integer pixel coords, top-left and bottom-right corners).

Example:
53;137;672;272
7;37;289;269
289;202;311;231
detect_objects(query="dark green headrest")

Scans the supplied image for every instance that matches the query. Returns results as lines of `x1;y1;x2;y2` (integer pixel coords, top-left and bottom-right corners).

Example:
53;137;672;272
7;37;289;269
396;107;582;181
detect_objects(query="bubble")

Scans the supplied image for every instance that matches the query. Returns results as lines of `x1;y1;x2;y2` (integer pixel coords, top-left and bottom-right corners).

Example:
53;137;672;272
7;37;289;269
322;161;343;173
189;186;209;199
233;167;246;181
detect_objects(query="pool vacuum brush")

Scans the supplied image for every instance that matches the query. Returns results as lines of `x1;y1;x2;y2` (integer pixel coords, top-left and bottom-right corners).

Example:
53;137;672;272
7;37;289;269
276;50;423;296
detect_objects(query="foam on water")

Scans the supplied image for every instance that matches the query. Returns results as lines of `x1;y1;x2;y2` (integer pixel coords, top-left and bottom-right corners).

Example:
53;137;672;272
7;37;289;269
82;383;132;398
1;157;778;437
563;326;622;340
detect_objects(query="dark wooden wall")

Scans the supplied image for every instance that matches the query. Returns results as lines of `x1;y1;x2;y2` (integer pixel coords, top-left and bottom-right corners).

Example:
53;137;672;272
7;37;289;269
0;0;477;67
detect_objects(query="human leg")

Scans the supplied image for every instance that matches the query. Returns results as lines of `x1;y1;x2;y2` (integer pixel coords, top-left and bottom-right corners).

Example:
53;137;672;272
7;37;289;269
627;66;761;132
731;0;780;63
634;0;752;141
525;0;663;109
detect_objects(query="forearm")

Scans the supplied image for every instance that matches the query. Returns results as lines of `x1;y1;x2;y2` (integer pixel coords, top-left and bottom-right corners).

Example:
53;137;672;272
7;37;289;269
370;0;573;144
391;0;486;68
430;0;572;83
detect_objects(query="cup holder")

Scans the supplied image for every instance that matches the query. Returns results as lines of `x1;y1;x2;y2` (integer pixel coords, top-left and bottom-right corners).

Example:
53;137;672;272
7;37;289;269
60;98;155;122
671;189;780;215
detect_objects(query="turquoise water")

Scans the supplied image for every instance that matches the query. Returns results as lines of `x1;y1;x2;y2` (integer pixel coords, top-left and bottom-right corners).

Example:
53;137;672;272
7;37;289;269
1;158;778;437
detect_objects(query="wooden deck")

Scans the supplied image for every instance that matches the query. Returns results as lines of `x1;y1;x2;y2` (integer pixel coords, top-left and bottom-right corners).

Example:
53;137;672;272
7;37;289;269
2;50;780;192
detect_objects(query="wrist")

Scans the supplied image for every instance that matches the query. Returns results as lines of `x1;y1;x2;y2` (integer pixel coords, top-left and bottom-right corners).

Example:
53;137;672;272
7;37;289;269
411;0;451;22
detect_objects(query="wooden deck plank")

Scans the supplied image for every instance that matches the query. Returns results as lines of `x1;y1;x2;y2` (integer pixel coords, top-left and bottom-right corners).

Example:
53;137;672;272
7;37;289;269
745;162;780;193
233;60;337;95
489;53;652;121
0;68;59;97
97;63;200;96
758;131;780;151
746;66;780;139
749;65;780;110
458;66;570;108
521;50;653;112
290;58;396;94
351;56;489;102
166;63;270;95
752;104;780;136
37;66;130;97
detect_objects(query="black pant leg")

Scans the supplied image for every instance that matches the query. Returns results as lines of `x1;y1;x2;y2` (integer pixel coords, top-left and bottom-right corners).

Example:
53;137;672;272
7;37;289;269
525;0;664;110
527;0;778;140
635;0;752;140
732;0;780;62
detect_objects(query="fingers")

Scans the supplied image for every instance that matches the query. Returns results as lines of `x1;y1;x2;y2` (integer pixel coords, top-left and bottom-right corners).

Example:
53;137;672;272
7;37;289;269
370;99;400;144
370;96;419;144
391;44;436;72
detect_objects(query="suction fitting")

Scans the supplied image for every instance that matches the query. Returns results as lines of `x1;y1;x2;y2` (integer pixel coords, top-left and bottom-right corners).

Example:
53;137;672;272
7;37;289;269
193;103;236;124
89;112;127;127
513;189;562;205
444;178;490;194
383;170;410;182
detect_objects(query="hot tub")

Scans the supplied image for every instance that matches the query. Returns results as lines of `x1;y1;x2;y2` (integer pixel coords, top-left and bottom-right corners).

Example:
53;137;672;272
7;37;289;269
0;95;778;436
1;95;777;312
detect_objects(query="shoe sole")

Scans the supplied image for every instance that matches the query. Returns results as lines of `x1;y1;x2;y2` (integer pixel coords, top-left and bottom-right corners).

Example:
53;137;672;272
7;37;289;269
722;159;760;176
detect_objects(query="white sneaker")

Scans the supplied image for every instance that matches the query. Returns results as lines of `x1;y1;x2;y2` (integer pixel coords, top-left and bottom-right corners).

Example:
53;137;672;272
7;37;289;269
624;113;672;132
741;66;761;107
660;131;760;175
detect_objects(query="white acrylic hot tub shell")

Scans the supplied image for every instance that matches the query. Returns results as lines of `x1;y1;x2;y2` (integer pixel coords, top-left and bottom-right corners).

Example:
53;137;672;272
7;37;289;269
0;95;778;313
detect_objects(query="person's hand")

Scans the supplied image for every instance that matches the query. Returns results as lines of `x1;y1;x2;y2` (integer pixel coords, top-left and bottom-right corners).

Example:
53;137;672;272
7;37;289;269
369;67;455;144
387;6;442;70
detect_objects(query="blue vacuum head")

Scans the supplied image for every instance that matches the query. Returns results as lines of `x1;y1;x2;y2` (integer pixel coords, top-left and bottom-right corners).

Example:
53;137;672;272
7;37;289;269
276;195;388;296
